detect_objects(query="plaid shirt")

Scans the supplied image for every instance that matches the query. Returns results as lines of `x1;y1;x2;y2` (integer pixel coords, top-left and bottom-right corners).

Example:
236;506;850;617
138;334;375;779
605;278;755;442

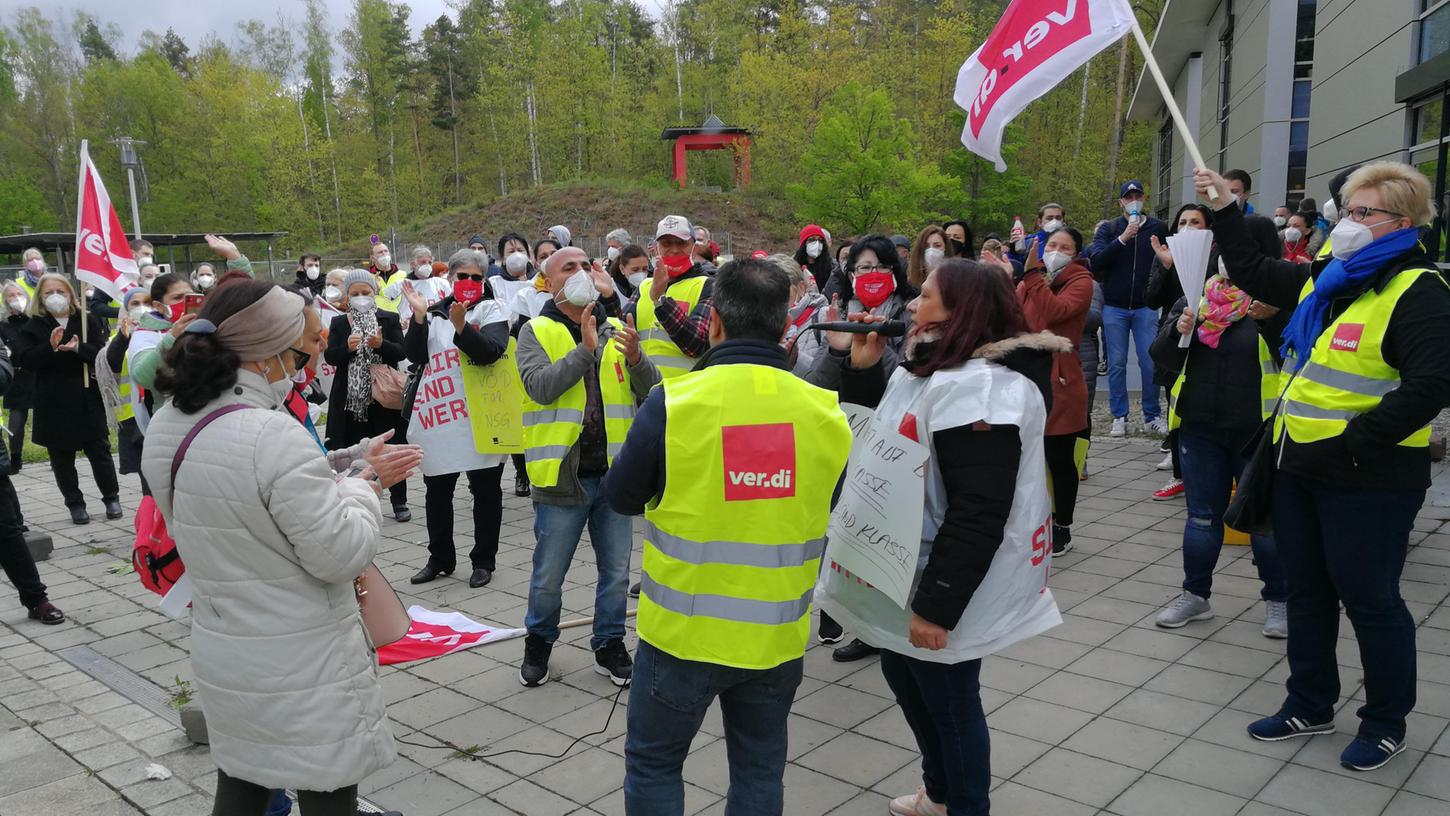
624;270;714;359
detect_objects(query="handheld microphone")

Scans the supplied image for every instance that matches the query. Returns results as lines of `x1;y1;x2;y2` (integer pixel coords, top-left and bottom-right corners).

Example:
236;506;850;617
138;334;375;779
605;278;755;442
806;320;908;337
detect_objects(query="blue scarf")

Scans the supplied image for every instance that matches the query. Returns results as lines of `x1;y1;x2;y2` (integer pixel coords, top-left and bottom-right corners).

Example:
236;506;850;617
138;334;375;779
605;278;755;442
1279;227;1420;369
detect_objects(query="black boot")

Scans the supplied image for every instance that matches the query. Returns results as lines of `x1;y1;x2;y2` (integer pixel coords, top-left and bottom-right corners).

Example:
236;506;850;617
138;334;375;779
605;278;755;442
409;562;452;584
832;638;879;663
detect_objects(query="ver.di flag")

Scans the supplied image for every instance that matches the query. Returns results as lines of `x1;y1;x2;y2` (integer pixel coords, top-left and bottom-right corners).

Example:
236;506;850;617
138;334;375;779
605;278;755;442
376;605;525;666
954;0;1136;171
73;140;140;302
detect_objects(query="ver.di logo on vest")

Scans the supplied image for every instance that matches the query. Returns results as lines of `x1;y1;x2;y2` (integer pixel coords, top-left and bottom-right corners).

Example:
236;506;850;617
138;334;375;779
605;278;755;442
721;423;796;501
1331;323;1364;352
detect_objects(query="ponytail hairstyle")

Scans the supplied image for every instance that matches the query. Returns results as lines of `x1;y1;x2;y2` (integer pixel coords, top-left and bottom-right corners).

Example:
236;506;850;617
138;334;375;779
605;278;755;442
156;279;276;414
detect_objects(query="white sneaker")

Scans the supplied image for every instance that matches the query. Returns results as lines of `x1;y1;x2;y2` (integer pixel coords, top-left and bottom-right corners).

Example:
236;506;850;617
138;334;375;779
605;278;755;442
1146;417;1170;435
1156;452;1173;470
1110;416;1127;437
889;786;947;816
1263;600;1288;639
1156;591;1214;628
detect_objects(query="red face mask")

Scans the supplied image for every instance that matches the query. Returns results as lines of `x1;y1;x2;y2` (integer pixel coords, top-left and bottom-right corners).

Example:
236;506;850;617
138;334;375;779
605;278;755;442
659;254;693;278
453;279;484;305
853;271;896;309
167;301;186;323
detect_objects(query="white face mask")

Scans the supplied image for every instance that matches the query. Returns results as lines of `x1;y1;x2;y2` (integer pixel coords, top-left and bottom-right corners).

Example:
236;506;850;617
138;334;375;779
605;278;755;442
350;295;377;313
7;296;25;313
140;273;157;287
304;265;320;280
626;270;648;288
412;262;432;279
1124;201;1143;218
505;251;529;275
136;254;154;267
269;355;295;404
1329;217;1394;261
923;246;945;270
1042;219;1064;233
558;268;599;307
1273;216;1287;228
376;253;391;269
196;274;215;290
323;285;341;304
805;240;824;259
1043;250;1072;276
128;306;149;323
43;293;69;316
1283;227;1303;244
606;246;621;261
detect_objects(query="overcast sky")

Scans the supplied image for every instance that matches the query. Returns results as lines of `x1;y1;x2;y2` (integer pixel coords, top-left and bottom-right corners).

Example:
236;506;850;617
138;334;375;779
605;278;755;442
6;0;664;51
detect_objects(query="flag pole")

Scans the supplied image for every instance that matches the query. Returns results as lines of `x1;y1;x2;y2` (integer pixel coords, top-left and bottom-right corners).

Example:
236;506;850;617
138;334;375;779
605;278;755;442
1126;15;1219;202
75;141;90;388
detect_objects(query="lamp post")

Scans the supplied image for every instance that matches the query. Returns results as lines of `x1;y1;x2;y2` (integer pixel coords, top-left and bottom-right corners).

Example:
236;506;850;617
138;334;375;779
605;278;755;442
111;136;147;239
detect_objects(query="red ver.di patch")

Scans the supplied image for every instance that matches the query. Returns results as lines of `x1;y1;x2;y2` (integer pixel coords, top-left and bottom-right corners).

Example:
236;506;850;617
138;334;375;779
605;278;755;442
721;423;796;501
1330;323;1364;352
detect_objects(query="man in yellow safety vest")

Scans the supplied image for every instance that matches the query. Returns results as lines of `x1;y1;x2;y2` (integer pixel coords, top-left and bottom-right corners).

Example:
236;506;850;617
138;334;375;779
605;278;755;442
624;215;714;380
516;246;660;689
604;257;851;815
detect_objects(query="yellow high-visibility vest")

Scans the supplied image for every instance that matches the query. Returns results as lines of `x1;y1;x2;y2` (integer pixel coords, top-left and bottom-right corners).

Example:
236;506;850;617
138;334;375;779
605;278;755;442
1276;267;1446;448
520;315;636;487
639;362;850;670
1167;330;1281;432
634;276;708;379
376;269;404;313
114;354;135;423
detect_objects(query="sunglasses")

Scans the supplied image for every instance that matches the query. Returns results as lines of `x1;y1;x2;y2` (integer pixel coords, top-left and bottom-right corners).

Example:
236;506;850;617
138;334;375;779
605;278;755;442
455;272;486;281
289;346;311;370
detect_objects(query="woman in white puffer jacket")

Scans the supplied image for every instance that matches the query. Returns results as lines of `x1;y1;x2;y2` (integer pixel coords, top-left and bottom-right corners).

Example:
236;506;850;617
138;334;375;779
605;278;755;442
141;279;419;814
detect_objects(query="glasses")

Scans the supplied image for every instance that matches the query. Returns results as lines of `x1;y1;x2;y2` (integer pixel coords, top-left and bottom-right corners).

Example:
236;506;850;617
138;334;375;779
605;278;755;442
289;346;311;370
1345;206;1402;223
854;264;891;273
455;272;485;281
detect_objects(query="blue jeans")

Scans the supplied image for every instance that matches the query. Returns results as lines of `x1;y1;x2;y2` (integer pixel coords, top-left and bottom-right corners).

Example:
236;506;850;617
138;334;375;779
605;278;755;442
1102;305;1159;420
265;790;291;816
880;650;990;816
524;476;632;650
1177;424;1285;601
624;641;802;816
1272;471;1423;742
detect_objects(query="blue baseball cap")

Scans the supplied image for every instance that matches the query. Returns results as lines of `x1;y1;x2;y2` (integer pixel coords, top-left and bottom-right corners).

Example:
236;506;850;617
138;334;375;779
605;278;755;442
1120;180;1145;197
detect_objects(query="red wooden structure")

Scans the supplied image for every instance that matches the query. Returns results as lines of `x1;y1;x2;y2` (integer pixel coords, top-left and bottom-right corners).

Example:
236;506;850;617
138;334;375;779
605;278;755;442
661;115;753;190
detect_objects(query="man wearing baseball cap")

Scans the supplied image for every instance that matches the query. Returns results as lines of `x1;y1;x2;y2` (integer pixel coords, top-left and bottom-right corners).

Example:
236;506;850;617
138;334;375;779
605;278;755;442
1086;180;1167;439
624;215;715;380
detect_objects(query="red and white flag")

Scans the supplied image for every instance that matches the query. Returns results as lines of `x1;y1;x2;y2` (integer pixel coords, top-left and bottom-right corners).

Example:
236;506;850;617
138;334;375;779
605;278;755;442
376;605;525;666
954;0;1136;171
73;140;140;302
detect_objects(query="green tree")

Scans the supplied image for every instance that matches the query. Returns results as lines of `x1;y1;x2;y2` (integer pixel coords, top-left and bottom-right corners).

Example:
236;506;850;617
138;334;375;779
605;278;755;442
74;14;117;64
787;82;961;235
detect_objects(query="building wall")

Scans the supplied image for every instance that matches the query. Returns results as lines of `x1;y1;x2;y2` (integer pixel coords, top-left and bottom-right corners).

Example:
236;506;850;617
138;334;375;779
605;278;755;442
1304;0;1416;195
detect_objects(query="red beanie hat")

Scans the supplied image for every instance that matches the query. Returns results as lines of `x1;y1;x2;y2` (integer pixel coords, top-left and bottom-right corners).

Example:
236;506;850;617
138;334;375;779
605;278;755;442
799;224;827;245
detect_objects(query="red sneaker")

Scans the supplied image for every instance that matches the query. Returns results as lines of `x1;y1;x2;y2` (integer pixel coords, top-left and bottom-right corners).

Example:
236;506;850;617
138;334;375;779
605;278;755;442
1152;479;1185;500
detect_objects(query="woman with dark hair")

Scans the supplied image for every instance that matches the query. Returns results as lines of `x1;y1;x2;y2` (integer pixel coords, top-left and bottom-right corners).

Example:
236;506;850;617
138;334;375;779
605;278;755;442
943;219;975;258
324;270;411;522
1149;210;1290;639
12;273;119;525
794;224;834;291
144;279;416;814
807;234;917;395
1017;227;1093;555
608;244;650;302
818;258;1062;816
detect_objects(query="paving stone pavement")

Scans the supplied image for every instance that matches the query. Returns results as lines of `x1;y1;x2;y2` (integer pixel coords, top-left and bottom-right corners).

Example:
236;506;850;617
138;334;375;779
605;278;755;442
2;436;1449;815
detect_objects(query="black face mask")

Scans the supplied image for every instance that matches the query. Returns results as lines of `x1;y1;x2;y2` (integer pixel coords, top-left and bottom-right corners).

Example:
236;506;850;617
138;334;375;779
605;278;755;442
948;238;967;256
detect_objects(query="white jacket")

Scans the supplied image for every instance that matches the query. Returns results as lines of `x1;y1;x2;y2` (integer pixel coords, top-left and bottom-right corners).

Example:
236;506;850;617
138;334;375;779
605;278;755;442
140;368;395;791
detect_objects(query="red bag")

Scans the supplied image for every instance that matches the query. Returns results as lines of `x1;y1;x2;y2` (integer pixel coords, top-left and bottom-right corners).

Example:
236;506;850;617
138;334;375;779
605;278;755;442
132;405;251;596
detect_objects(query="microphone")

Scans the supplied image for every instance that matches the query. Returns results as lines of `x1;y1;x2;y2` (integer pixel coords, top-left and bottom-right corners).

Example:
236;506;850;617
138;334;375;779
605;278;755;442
806;320;908;337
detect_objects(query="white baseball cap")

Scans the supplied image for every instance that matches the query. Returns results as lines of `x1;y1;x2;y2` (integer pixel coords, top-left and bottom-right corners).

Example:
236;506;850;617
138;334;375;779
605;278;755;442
656;215;693;242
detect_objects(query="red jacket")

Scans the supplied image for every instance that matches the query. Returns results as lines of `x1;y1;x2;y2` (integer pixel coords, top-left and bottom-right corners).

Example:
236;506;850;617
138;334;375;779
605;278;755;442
1017;262;1092;435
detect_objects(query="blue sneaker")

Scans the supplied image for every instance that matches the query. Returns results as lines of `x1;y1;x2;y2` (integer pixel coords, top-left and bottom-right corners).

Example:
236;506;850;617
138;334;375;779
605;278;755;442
1340;735;1406;771
1247;714;1336;742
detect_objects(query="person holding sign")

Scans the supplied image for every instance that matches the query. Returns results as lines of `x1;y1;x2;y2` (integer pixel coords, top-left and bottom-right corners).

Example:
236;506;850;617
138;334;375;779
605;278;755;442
816;259;1062;816
402;250;513;589
604;257;851;816
517;247;660;690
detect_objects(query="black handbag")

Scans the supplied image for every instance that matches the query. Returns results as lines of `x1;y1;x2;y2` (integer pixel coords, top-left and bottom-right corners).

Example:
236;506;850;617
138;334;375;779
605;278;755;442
1223;365;1299;536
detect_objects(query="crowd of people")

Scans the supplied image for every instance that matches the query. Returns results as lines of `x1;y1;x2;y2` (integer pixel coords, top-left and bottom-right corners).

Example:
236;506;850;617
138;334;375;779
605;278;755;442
0;157;1447;815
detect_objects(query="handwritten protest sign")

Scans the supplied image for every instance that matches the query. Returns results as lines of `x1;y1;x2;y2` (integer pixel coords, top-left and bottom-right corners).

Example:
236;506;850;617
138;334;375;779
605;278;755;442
462;338;524;454
824;403;928;608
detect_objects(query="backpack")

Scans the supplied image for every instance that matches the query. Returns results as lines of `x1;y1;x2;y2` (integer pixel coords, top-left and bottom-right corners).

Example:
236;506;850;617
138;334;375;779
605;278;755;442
133;404;251;595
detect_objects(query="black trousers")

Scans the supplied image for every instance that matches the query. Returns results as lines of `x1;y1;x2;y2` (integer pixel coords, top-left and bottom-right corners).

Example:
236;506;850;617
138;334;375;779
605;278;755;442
423;464;504;572
6;407;26;469
1042;433;1081;528
47;438;119;509
211;769;356;816
511;452;528;481
0;473;45;609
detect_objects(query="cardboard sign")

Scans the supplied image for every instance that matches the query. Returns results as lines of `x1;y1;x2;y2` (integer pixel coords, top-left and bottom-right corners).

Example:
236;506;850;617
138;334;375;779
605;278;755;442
461;338;524;454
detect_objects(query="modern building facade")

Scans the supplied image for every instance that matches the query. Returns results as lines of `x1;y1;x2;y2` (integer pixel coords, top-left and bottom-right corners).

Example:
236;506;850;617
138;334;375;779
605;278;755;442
1131;0;1450;262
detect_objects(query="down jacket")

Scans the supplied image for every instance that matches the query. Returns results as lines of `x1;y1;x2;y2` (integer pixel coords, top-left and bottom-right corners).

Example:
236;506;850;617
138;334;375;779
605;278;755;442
140;368;394;792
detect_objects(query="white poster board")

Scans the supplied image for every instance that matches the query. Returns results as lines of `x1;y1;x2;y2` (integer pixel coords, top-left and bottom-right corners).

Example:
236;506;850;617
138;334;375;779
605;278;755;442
823;404;929;608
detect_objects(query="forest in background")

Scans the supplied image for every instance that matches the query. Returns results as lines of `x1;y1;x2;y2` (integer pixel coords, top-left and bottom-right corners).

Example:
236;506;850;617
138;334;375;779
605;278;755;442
0;0;1162;256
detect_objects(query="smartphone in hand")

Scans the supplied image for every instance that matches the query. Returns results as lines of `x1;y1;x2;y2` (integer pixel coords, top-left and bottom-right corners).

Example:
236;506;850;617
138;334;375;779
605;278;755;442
183;292;206;316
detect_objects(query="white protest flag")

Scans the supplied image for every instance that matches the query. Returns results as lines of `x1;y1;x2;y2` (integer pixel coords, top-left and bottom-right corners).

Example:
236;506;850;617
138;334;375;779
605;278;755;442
1167;229;1214;347
73;140;140;301
954;0;1136;171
